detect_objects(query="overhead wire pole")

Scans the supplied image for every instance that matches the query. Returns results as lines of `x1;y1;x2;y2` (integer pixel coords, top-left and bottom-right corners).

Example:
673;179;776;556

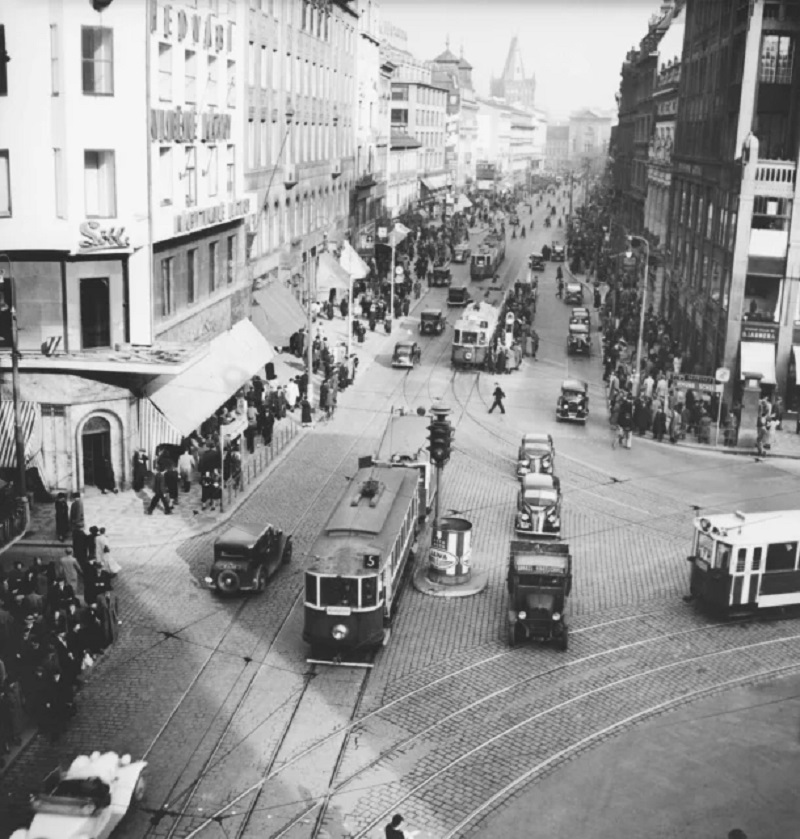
629;234;650;393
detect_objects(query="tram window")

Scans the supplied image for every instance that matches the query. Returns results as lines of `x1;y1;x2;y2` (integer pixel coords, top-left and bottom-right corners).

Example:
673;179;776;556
361;576;377;607
320;577;357;607
752;547;762;571
765;541;798;572
454;329;460;343
305;573;318;606
696;532;714;562
736;549;747;574
462;331;478;345
716;543;732;571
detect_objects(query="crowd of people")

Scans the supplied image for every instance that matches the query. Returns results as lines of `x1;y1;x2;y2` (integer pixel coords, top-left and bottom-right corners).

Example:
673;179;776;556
1;496;120;755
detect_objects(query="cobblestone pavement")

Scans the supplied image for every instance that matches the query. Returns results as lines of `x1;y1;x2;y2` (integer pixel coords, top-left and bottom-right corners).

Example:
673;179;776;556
3;203;800;839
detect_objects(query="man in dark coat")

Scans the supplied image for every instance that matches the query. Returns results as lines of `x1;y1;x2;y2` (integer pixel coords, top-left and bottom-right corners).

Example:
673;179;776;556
54;493;70;542
132;450;149;492
97;456;117;494
147;468;172;515
164;465;180;507
488;383;506;414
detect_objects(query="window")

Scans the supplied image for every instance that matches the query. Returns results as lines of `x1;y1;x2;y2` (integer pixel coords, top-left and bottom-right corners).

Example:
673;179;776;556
248;118;255;168
260;118;267;166
159;147;172;205
260;45;268;88
0;150;10;217
160;258;174;317
81;27;114;95
187;249;197;305
158;43;172;102
248;41;255;86
184;146;197;207
207;145;218;196
760;34;794;83
765;541;798;572
227;59;236;107
209;241;218;292
226;144;235;197
226;234;235;284
271;49;277;91
54;148;65;218
50;25;59;95
185;50;197;104
84;150;116;217
207;55;218;105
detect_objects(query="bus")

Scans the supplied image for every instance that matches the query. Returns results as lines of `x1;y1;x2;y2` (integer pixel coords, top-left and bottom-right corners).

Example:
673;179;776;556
687;509;800;614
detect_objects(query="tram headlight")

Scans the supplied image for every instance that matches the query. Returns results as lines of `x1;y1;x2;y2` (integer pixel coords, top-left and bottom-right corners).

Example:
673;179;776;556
552;612;561;622
331;624;349;641
518;611;527;620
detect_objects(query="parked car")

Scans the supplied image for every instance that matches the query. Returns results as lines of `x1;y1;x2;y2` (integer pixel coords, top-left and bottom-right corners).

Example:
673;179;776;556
206;522;292;594
431;262;452;286
564;282;584;304
570;307;591;329
447;285;472;307
516;432;556;478
567;322;591;355
420;308;446;336
453;244;472;263
392;340;422;368
556;379;589;423
10;752;148;839
529;253;545;272
515;472;562;538
551;243;566;261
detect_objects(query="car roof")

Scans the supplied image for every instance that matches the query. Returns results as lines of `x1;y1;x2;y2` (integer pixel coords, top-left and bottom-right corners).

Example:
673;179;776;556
522;432;552;444
450;284;468;291
395;340;416;349
421;309;443;317
572;307;589;314
569;322;589;332
216;522;272;549
522;473;557;489
562;378;588;391
566;281;581;289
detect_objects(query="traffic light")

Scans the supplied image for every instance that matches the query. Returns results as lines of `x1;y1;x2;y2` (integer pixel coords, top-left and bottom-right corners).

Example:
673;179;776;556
427;419;452;467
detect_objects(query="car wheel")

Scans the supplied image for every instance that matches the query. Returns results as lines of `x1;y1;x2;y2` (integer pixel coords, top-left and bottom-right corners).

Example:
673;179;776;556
133;772;146;803
559;625;569;652
255;567;266;592
217;570;240;594
507;623;517;647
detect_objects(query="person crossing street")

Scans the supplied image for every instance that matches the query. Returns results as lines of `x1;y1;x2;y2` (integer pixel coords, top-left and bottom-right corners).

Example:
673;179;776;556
488;383;506;414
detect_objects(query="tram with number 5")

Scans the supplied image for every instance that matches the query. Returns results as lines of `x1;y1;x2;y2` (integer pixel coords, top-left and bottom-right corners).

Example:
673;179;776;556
687;509;800;615
303;465;420;657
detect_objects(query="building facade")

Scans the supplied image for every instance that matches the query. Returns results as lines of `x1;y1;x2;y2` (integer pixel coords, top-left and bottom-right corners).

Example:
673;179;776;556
476;98;512;183
545;124;570;173
667;0;800;409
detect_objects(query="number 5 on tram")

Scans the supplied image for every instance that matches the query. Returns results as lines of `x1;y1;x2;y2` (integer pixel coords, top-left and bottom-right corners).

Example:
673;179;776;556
303;465;420;658
687;510;800;614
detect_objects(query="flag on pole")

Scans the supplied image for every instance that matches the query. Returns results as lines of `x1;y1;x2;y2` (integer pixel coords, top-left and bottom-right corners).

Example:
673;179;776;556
339;240;369;279
390;222;411;247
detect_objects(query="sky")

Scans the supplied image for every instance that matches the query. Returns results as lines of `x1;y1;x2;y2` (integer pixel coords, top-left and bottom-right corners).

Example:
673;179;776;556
380;0;669;120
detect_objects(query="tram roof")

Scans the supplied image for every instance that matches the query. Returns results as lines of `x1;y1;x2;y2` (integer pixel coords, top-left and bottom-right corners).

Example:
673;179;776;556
307;466;419;576
376;414;429;463
453;301;499;328
694;510;800;544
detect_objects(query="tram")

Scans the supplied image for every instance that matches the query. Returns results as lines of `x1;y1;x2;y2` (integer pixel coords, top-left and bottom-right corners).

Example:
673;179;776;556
470;233;505;280
687;509;800;614
451;301;500;369
302;465;419;656
373;409;436;520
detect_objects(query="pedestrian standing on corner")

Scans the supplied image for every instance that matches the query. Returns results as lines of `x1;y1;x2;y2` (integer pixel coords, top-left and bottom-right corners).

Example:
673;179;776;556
147;468;172;515
164;464;179;508
177;449;195;493
488;383;506;414
54;493;69;542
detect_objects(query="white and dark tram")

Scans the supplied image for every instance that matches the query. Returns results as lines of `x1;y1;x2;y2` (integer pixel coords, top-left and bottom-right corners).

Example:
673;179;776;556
451;301;500;369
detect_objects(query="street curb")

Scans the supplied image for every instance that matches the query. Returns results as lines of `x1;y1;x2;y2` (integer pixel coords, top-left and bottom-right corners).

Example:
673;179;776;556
412;564;489;598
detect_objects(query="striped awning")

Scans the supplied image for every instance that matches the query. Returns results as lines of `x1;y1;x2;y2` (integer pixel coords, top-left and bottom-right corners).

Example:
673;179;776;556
138;397;183;460
0;400;46;480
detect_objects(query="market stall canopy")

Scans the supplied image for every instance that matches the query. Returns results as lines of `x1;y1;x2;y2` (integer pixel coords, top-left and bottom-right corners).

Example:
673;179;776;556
144;320;273;438
251;280;307;348
740;341;776;385
455;194;473;210
316;251;351;294
339;240;370;279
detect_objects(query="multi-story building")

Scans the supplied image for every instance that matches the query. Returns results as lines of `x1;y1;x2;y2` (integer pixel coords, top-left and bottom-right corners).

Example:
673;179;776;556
0;0;271;493
545;124;570;173
476;98;512;184
569;109;613;162
508;104;536;187
387;131;422;216
530;108;548;174
667;0;800;409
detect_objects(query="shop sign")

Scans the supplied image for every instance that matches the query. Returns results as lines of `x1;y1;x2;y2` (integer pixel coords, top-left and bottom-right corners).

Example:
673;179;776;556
151;108;231;144
174;198;250;235
741;323;778;343
150;4;233;53
673;374;722;395
78;220;131;253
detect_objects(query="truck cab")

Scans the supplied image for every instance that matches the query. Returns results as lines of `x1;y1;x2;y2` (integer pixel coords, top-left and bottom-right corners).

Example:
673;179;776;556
506;540;572;650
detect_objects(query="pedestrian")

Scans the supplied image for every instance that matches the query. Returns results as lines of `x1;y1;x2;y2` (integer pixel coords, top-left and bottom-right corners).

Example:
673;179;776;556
147;468;172;515
69;492;84;533
177;449;195;493
54;493;69;542
773;394;784;430
132;449;149;492
384;814;410;839
57;548;82;596
96;456;117;494
94;527;120;576
286;377;300;411
164;464;179;507
200;471;214;511
300;397;312;427
488;383;506;414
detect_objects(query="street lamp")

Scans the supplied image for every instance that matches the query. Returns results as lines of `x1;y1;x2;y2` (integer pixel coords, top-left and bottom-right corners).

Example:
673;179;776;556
627;234;650;394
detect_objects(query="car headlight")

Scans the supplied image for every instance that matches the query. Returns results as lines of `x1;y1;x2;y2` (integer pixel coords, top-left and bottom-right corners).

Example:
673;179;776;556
546;509;558;521
520;513;530;522
552;612;561;621
331;624;349;641
204;576;213;584
518;611;527;620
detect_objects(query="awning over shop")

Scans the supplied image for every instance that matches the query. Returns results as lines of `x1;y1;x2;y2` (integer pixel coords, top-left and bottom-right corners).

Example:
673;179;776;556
316;251;351;294
251;281;307;348
0;401;45;479
339;241;370;279
144;320;273;438
740;341;776;385
793;346;800;384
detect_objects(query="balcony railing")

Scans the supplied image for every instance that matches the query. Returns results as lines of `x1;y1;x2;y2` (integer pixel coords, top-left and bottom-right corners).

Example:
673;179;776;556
753;159;796;196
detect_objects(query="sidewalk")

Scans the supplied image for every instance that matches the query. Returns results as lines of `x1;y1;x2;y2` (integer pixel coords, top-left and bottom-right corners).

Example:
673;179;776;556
563;256;800;462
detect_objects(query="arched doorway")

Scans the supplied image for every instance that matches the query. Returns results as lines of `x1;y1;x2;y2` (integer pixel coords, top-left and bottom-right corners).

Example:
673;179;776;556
82;415;111;487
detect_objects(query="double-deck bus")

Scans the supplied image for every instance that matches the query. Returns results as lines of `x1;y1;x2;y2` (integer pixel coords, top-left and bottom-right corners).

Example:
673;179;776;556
687;509;800;614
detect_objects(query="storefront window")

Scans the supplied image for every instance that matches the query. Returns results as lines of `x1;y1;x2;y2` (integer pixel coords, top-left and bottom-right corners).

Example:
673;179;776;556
743;275;780;322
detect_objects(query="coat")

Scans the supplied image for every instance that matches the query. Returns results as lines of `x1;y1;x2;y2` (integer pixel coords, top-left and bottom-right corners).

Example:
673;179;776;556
57;554;83;593
69;499;85;531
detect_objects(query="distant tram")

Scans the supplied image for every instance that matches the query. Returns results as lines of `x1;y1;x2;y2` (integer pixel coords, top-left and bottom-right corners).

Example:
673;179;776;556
303;465;419;656
470;233;505;280
687;509;800;614
451;301;500;369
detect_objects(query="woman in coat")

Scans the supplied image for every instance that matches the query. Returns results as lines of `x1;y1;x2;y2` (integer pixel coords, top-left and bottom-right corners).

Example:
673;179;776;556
54;493;70;542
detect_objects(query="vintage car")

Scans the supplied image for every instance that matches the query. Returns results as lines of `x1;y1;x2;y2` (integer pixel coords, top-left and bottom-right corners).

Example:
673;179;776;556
453;244;472;263
431;262;452;286
419;308;446;336
516;432;556;478
392;340;422;368
10;752;147;839
564;282;584;304
570;307;591;329
529;252;546;272
557;379;590;423
515;473;562;538
551;243;566;262
447;285;472;307
206;522;292;594
506;541;572;650
567;321;591;355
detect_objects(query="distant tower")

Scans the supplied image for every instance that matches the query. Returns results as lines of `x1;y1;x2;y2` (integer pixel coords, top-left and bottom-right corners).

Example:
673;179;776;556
491;36;536;109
